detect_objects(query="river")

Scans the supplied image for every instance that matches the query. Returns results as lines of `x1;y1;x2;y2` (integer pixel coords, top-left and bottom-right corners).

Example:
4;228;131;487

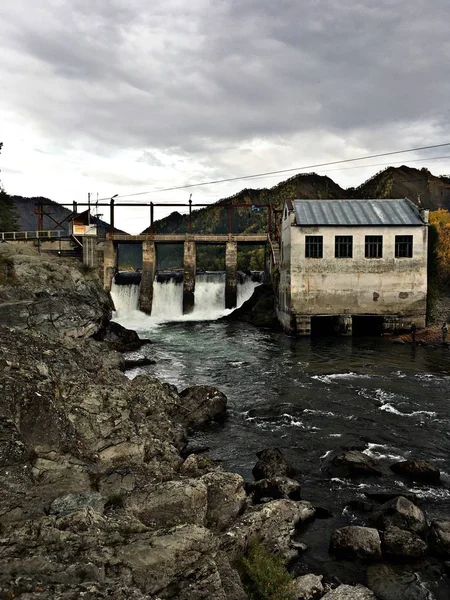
112;280;450;594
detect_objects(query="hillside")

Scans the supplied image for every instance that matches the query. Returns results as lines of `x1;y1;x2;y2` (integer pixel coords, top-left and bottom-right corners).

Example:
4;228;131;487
349;166;450;209
143;173;346;235
10;195;126;234
145;166;450;236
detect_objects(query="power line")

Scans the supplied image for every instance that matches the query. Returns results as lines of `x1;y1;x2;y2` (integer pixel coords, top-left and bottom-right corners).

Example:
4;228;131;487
112;153;450;205
114;142;450;200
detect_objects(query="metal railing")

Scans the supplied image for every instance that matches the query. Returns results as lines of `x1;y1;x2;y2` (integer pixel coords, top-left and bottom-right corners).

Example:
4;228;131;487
0;230;65;241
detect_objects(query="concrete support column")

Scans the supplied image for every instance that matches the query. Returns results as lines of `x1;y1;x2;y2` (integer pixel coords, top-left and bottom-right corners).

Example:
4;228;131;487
139;240;156;314
382;315;399;334
296;315;311;336
225;241;238;309
183;241;196;314
339;315;353;336
82;237;97;268
103;241;117;292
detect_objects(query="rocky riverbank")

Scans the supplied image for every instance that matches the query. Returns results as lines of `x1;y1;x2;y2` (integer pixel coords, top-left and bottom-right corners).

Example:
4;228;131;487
1;245;449;599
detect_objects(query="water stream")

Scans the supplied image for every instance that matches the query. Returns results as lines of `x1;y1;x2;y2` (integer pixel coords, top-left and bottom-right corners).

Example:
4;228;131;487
111;278;450;595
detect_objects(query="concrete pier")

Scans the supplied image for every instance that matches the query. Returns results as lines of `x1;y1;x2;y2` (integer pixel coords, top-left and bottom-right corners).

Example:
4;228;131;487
102;241;117;292
225;241;238;309
139;240;156;314
183;241;196;314
339;315;353;335
82;237;97;268
296;315;312;336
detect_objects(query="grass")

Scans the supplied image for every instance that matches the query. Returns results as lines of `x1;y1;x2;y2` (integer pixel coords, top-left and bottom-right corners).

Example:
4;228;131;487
237;542;295;600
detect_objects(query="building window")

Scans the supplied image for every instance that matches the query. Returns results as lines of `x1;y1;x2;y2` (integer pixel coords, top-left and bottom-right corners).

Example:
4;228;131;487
305;236;323;258
335;236;353;258
365;235;383;258
395;235;413;258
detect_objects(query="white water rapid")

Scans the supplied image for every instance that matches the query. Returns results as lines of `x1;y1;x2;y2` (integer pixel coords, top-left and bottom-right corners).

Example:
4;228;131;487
111;272;260;329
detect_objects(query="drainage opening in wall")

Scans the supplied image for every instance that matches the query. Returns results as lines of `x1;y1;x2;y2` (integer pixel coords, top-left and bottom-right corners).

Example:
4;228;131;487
311;316;341;337
352;316;384;336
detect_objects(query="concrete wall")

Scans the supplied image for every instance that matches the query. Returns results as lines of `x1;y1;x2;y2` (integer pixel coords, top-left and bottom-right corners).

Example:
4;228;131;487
277;210;428;332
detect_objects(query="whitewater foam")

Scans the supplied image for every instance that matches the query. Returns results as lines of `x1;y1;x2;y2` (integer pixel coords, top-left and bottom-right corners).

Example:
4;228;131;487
311;372;372;385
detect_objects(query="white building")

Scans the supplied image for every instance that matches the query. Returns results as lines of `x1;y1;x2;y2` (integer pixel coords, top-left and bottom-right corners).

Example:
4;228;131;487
277;198;428;335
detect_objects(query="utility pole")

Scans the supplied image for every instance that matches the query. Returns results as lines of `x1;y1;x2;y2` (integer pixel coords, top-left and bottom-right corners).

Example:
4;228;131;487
88;192;91;225
110;194;118;237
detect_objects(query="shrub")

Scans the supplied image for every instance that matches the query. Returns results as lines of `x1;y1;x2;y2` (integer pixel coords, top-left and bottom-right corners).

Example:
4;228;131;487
237;542;295;600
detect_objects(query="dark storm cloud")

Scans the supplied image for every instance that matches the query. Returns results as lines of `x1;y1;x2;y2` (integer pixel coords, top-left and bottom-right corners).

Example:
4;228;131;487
1;0;450;158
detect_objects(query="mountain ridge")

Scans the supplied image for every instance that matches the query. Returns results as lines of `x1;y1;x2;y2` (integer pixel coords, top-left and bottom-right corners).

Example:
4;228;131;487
145;165;450;235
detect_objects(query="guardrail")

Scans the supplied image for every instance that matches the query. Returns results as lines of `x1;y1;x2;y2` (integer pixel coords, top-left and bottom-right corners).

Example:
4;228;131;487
0;230;65;241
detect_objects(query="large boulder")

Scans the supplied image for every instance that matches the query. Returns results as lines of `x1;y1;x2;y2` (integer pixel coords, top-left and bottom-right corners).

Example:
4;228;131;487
330;526;382;560
221;499;315;560
177;386;228;431
382;525;427;559
200;471;247;531
389;459;440;484
252;448;297;481
371;496;428;536
323;450;382;479
429;519;450;557
292;573;324;600
125;479;208;529
222;284;278;329
95;321;149;352
179;453;220;478
247;476;301;503
321;584;377;599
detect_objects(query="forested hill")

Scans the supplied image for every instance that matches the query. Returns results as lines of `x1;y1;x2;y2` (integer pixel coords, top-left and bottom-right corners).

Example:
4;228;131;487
349;166;450;209
145;166;450;235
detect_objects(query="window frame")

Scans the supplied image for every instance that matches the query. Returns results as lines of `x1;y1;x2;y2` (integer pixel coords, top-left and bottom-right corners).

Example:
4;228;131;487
395;235;413;258
365;235;383;259
335;235;353;258
305;235;323;259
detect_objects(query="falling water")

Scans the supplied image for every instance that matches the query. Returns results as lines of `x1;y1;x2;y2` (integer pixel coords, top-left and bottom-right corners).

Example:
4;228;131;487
111;280;140;316
111;271;260;326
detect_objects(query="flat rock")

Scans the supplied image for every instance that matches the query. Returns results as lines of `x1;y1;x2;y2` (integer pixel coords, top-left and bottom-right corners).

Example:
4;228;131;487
330;526;382;560
50;492;106;517
221;499;315;559
125;479;208;529
321;584;377;599
323;450;382;479
367;563;431;600
390;459;440;483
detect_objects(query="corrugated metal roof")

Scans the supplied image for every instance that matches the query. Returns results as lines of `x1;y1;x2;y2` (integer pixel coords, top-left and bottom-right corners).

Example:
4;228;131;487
292;198;424;226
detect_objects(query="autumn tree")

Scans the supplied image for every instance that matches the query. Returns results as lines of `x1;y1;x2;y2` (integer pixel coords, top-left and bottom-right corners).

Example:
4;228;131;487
429;209;450;285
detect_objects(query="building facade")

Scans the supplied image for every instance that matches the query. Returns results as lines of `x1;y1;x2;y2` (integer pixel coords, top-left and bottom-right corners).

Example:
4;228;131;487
277;199;428;335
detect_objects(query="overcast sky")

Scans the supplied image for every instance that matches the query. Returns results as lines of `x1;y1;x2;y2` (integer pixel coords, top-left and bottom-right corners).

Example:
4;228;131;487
1;0;449;232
